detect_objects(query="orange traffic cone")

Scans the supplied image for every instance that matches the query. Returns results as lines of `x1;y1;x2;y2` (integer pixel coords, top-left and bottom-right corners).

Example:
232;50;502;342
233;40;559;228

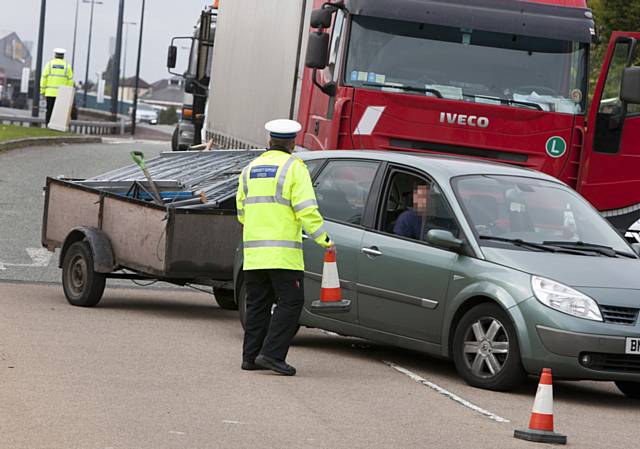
514;368;567;445
311;248;351;312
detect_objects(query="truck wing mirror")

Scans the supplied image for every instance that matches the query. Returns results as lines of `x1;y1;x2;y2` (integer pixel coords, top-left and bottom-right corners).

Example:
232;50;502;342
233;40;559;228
621;67;640;104
310;8;333;29
167;45;178;69
305;32;330;69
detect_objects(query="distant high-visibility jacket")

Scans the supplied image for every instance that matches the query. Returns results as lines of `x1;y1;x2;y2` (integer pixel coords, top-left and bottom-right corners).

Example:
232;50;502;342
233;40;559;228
40;58;74;98
236;149;331;271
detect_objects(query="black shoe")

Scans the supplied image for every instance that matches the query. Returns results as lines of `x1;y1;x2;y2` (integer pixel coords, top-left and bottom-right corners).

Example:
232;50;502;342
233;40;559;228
255;354;296;376
241;361;267;371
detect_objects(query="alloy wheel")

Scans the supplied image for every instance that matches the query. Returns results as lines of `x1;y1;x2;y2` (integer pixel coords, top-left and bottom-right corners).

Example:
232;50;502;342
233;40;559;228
462;317;510;379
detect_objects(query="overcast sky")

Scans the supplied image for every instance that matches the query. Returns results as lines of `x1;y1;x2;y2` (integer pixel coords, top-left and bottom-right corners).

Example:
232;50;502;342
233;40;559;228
1;0;213;83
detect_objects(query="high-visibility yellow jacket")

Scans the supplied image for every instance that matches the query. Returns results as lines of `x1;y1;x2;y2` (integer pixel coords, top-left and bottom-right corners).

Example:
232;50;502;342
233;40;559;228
40;58;74;98
236;149;331;271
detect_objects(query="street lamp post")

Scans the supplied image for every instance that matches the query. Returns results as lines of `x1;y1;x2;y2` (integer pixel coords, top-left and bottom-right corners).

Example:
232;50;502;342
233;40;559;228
122;21;137;83
120;20;137;104
71;0;79;70
131;0;146;135
82;0;103;108
31;0;46;118
111;0;125;119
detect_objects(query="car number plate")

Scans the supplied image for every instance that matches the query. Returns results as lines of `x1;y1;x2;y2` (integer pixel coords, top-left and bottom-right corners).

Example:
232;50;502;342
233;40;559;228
625;338;640;354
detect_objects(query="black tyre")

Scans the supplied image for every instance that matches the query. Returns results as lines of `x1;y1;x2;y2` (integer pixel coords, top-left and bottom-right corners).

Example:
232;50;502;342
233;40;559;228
213;288;238;310
452;303;526;391
615;381;640;399
237;277;247;330
171;126;179;151
62;241;106;307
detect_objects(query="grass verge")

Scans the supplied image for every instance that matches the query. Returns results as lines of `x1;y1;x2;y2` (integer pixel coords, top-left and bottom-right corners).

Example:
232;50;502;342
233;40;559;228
0;124;69;142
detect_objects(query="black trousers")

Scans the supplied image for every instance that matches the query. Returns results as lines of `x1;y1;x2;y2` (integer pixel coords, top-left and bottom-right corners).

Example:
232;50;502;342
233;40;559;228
45;96;56;125
243;269;304;363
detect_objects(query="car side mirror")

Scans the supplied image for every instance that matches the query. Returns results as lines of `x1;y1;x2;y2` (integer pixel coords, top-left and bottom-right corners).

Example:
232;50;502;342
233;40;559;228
631;243;640;256
167;45;177;69
621;67;640;104
426;229;465;253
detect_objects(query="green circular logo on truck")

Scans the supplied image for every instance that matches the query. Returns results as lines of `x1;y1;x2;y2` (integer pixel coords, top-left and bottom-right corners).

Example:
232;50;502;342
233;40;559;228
546;136;567;158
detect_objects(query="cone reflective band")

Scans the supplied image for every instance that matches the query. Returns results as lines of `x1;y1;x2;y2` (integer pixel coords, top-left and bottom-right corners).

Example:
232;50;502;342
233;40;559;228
320;248;341;302
529;368;554;431
514;368;567;445
311;248;351;313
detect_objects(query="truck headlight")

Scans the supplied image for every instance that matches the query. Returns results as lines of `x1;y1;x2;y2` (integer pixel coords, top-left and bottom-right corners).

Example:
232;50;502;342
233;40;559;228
531;276;602;322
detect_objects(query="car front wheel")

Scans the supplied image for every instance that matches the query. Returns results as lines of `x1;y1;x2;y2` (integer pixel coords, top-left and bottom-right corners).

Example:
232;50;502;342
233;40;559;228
452;303;526;391
615;381;640;399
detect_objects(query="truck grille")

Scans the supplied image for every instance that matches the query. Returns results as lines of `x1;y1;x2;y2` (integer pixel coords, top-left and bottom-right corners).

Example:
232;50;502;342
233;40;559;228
600;305;639;325
583;352;640;373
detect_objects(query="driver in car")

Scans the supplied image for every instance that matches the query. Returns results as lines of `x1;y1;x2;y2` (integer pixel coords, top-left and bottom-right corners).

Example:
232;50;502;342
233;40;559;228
394;183;430;240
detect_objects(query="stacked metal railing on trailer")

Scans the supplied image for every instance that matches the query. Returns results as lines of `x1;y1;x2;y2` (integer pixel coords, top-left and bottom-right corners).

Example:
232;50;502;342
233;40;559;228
74;150;261;209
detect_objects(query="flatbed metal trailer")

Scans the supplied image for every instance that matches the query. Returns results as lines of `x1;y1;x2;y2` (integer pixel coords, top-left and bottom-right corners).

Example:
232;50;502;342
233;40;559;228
41;151;256;308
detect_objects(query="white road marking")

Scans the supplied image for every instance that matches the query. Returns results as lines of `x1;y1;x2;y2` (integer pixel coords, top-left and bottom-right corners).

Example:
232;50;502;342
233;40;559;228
0;248;53;270
353;106;386;136
168;431;186;435
383;361;510;423
222;420;242;425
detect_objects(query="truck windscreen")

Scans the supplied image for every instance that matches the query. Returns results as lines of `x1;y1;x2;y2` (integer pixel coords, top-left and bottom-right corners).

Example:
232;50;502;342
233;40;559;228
345;16;588;114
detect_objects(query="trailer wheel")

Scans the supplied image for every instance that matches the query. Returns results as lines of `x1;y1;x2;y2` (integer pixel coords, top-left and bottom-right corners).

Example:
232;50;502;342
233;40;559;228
62;241;106;307
213;288;238;310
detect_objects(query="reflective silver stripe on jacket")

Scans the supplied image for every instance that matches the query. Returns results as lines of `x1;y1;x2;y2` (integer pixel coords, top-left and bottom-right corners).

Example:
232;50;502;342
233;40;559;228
310;226;327;240
237;210;244;216
243;156;296;207
245;196;279;205
244;240;302;249
274;157;296;205
293;199;318;213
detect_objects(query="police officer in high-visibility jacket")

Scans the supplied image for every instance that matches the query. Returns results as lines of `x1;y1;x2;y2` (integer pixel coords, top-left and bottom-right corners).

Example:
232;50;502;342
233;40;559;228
40;48;74;125
236;119;333;376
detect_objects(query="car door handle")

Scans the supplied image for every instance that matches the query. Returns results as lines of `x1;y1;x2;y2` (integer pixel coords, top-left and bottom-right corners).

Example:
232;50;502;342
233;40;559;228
361;246;383;257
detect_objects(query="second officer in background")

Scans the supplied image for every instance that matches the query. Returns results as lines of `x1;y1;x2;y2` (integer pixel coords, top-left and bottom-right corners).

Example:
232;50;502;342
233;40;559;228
236;119;333;376
40;48;74;125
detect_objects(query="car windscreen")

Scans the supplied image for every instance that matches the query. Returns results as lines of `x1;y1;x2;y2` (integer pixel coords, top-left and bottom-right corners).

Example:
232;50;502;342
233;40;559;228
452;175;631;253
345;16;587;114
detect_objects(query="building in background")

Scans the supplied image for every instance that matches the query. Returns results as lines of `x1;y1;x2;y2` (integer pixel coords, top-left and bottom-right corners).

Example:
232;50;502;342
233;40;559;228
141;77;184;109
118;76;150;102
0;30;33;108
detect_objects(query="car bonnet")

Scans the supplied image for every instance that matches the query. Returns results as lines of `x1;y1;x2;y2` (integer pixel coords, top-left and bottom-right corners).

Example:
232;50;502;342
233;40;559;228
481;247;640;290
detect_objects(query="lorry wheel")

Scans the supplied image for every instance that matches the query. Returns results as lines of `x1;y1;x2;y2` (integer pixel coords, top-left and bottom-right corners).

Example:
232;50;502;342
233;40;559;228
213;288;238;310
62;241;106;307
171;127;179;151
615;381;640;399
452;303;526;391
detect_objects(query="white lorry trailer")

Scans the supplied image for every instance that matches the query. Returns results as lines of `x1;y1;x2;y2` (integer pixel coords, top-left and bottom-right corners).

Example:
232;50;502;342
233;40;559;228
204;0;312;148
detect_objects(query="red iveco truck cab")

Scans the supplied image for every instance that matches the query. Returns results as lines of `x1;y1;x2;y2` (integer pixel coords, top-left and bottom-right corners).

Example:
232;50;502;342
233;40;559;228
206;0;640;231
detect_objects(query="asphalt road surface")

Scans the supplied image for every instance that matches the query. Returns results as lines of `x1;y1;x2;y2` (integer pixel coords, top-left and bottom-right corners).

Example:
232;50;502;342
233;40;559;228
1;141;639;448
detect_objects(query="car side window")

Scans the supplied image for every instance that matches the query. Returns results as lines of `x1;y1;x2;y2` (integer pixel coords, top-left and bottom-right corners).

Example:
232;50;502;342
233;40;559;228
381;171;460;242
303;159;324;178
314;160;379;225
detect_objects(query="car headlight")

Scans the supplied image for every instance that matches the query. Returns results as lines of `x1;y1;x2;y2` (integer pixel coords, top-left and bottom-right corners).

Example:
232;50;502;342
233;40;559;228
531;276;603;322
